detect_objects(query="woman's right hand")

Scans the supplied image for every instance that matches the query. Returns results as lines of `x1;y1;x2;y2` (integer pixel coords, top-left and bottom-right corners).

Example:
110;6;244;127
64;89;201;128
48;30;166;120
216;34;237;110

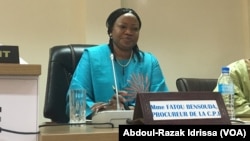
91;91;128;113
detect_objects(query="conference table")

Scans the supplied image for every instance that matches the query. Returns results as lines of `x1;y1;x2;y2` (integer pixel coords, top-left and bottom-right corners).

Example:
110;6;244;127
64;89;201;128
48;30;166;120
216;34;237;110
39;118;250;141
39;123;118;141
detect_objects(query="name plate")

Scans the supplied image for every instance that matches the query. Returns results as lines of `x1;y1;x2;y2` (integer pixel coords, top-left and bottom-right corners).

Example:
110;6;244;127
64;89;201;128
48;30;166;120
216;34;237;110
0;45;19;63
151;100;220;120
131;92;230;125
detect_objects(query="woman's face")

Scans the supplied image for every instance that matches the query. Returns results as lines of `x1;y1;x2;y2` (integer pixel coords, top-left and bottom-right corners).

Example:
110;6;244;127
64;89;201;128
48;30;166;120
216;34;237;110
111;13;140;51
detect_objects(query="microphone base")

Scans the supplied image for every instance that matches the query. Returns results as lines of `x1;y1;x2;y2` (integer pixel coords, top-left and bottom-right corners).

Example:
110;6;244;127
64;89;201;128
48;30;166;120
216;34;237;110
91;110;134;128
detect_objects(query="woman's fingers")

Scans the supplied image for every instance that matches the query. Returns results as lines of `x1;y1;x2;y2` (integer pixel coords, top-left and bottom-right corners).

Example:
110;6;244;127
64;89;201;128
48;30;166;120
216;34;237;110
91;93;128;113
112;94;126;103
91;102;108;112
118;91;136;102
118;91;128;96
92;100;126;113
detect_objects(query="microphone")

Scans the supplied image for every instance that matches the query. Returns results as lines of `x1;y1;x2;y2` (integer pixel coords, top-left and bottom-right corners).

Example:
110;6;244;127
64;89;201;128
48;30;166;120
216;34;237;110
110;53;121;110
91;53;134;128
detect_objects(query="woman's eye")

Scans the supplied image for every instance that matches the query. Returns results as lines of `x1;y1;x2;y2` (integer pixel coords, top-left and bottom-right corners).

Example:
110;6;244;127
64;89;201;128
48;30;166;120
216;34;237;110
132;27;139;32
119;25;126;29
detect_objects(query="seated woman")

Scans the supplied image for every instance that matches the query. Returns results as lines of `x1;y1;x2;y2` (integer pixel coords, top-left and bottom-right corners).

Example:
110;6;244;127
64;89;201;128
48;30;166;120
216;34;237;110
214;59;250;118
65;8;168;119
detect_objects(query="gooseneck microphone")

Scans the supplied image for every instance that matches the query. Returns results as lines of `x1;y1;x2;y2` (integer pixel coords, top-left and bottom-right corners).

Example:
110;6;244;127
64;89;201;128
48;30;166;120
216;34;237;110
110;53;121;110
91;53;134;127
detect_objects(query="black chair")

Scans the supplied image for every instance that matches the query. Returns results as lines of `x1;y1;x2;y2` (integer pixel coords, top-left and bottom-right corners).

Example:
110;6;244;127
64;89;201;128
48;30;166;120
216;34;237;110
176;77;218;92
43;44;96;123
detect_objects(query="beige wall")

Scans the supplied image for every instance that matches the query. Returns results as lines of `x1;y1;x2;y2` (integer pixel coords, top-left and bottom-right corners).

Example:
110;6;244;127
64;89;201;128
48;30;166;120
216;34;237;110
0;0;249;124
122;0;249;89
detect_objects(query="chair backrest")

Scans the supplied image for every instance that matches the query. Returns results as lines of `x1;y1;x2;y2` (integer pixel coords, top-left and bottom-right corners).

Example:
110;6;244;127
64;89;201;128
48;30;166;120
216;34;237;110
176;77;218;92
43;44;96;123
